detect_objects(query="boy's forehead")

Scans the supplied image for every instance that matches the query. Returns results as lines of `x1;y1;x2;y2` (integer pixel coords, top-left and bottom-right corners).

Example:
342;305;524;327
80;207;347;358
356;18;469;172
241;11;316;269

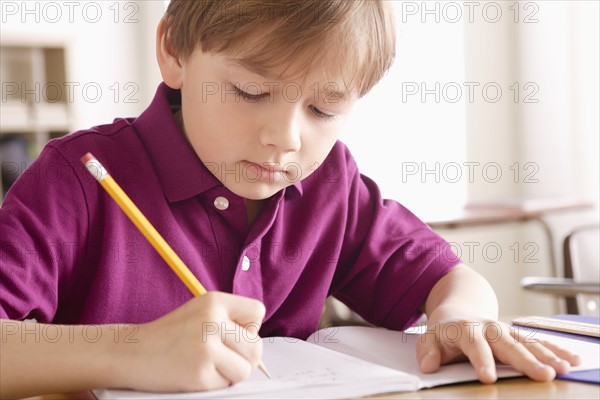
191;14;368;100
224;58;276;80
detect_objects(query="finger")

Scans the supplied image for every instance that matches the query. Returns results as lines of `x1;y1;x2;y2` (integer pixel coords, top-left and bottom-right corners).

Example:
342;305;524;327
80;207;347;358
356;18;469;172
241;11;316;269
459;327;497;383
213;292;266;328
416;333;443;373
220;320;264;368
214;343;254;385
490;332;555;382
539;339;582;367
512;329;582;374
191;363;231;391
520;340;572;374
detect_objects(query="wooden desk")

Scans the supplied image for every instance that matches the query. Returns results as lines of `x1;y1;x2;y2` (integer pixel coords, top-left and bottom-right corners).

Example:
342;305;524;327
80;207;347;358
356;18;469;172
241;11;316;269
25;378;600;400
377;378;600;399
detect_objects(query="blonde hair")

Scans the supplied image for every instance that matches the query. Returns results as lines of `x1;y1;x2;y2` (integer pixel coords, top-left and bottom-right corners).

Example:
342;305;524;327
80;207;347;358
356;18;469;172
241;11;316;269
164;0;396;98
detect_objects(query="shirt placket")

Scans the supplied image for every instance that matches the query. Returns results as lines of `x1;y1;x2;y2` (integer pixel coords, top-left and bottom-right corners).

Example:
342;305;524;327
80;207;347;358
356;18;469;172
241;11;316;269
231;193;283;303
204;188;283;303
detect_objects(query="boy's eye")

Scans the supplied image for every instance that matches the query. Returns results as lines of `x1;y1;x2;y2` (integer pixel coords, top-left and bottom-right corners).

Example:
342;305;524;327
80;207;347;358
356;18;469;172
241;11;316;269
232;84;336;121
233;86;268;102
309;105;336;121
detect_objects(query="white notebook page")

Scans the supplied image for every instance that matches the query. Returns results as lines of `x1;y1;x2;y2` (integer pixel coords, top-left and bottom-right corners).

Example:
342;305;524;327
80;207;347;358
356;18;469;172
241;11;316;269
307;326;600;389
94;336;418;399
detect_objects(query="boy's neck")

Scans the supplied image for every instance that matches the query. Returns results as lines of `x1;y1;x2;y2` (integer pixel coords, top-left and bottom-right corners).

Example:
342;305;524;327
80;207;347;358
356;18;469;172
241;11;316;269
246;199;265;227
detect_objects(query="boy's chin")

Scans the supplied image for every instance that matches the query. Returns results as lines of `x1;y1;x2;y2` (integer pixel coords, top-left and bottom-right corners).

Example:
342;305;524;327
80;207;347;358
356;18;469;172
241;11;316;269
226;182;289;201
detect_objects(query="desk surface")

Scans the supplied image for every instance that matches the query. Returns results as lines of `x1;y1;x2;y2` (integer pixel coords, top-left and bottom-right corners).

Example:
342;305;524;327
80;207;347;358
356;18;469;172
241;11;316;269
377;378;600;399
26;378;600;400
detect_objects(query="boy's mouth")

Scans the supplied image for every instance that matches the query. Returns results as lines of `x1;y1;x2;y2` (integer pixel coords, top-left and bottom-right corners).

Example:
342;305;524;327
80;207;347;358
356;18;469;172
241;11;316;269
242;160;288;183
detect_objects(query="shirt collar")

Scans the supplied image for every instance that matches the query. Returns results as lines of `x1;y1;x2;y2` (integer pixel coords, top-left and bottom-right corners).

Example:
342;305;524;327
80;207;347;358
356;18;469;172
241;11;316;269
132;83;302;202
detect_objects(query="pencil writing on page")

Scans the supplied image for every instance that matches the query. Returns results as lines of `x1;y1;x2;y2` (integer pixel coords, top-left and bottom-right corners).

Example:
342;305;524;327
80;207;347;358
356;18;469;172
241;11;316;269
80;152;271;379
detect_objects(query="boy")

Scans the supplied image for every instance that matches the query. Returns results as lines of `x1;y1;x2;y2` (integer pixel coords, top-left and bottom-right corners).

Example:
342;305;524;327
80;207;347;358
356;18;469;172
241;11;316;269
0;1;580;397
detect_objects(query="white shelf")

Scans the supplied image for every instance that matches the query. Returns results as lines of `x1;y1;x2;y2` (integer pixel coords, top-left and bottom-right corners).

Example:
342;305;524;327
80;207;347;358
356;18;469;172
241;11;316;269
1;41;72;200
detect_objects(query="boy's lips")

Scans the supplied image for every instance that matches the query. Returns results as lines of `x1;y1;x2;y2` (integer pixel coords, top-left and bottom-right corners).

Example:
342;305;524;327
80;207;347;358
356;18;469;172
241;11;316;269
248;161;285;171
242;160;288;183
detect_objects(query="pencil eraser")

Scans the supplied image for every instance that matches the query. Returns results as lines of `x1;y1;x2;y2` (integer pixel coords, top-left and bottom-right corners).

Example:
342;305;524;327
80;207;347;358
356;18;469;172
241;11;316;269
81;152;94;164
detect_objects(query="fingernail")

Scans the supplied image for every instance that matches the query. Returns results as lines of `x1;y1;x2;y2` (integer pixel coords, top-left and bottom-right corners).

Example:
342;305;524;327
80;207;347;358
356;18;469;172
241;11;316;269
480;366;496;381
420;351;435;363
535;363;556;381
420;351;439;373
553;358;569;372
535;362;553;374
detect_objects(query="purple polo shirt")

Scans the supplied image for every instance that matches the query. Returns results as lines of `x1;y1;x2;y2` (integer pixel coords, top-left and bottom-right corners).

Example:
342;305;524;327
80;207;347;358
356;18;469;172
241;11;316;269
0;83;459;339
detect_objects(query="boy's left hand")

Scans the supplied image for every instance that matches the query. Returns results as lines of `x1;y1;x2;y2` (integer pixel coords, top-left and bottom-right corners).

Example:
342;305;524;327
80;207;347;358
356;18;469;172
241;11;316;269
416;316;582;383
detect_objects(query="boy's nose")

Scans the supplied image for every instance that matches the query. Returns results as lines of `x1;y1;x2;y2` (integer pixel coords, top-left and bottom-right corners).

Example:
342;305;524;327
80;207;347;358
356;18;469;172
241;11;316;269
258;105;302;152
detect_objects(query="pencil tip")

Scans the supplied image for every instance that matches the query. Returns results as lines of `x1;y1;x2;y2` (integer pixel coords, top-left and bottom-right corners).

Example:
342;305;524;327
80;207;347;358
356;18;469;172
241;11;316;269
258;362;272;379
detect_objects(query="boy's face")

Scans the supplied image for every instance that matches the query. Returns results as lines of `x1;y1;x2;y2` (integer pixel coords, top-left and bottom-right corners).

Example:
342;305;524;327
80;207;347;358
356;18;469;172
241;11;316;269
173;48;357;200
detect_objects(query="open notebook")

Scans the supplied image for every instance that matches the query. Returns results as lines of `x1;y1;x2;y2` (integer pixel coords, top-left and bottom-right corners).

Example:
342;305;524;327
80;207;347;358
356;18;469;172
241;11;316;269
94;325;600;399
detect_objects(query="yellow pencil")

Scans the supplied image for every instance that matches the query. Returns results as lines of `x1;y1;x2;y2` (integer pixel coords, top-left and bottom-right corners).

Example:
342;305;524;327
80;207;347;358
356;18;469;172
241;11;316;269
81;152;271;379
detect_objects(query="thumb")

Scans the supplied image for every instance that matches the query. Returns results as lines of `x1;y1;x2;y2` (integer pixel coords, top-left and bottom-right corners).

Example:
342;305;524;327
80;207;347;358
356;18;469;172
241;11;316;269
416;333;442;373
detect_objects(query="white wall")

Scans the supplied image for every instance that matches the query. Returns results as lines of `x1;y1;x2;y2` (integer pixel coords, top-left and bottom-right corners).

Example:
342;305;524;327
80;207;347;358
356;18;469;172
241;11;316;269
344;2;467;216
464;0;598;206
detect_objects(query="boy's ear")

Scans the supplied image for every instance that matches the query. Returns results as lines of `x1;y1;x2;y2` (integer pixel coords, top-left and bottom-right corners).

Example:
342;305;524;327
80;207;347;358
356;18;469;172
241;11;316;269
156;16;183;89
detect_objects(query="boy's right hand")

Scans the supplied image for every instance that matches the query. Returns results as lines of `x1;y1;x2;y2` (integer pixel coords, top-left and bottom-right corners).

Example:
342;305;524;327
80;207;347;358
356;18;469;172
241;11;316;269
119;292;266;392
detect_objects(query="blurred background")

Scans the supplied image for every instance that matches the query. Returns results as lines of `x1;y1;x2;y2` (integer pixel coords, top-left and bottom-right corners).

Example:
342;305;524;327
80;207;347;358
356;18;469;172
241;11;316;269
1;1;598;319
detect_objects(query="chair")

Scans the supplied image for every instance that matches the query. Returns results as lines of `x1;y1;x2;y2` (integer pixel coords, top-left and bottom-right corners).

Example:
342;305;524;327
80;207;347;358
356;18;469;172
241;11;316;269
521;224;600;316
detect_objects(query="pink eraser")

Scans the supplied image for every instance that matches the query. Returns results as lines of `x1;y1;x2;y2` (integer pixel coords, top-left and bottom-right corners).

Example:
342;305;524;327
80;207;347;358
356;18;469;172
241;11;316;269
80;152;94;164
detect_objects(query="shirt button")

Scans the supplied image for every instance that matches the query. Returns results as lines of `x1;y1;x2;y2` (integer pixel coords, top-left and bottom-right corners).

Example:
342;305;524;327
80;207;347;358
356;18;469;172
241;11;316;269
241;256;251;271
214;196;229;210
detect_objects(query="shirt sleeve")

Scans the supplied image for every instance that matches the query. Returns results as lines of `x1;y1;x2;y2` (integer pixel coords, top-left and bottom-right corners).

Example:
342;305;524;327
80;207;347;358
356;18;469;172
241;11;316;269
0;145;88;322
329;145;462;330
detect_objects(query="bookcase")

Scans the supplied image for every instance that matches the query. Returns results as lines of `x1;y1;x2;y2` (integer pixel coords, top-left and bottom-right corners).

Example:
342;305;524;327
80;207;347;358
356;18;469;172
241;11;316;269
0;39;72;200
